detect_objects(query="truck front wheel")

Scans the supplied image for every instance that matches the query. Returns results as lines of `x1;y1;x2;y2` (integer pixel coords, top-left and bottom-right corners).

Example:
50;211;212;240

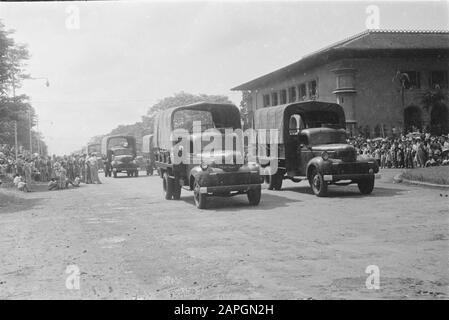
247;185;261;205
358;177;375;194
193;180;207;209
163;172;174;200
309;168;328;197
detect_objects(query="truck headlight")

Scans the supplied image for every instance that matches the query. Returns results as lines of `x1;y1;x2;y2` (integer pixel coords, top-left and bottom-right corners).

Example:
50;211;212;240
321;151;329;161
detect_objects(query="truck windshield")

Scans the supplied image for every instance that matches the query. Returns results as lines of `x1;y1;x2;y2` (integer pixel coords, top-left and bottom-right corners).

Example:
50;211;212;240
173;110;215;132
88;144;100;154
113;148;133;156
301;111;342;128
309;131;347;145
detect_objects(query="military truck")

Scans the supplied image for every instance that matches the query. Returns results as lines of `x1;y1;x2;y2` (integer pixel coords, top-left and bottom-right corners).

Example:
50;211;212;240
153;102;263;209
101;135;139;178
254;101;380;196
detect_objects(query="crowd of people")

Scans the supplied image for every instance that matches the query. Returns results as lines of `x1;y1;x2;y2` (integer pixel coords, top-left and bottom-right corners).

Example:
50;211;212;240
349;131;449;168
2;130;449;191
0;144;102;192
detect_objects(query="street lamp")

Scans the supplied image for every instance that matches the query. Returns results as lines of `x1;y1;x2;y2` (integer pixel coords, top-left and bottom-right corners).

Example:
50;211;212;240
30;77;50;88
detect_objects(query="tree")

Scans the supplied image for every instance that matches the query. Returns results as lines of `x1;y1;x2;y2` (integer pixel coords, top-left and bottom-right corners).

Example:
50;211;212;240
147;91;232;118
393;71;410;109
239;91;252;130
0;20;43;153
0;21;30;96
421;88;446;112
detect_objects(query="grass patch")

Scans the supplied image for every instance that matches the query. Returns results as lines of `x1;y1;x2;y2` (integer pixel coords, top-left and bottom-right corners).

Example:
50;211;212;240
0;189;42;214
401;166;449;185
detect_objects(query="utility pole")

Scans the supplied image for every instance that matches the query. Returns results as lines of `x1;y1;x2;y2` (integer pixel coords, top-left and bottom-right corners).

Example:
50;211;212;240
29;106;32;154
12;76;18;161
37;116;41;155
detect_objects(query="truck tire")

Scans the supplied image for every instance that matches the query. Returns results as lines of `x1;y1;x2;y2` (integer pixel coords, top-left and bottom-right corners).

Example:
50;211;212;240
173;178;182;200
309;168;328;197
193;180;207;209
163;172;174;200
358;177;375;194
266;172;283;190
247;185;261;205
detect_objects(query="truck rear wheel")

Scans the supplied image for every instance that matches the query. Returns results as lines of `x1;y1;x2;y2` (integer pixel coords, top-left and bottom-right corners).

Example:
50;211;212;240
193;180;207;209
309;168;327;197
163;172;174;200
247;185;261;205
358;177;375;194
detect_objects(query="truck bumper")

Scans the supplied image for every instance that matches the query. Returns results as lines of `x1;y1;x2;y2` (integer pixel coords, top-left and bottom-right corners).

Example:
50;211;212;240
323;173;381;182
113;166;138;172
199;183;261;194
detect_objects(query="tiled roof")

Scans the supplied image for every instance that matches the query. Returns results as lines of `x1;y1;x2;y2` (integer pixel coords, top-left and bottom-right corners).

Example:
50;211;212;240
232;30;449;91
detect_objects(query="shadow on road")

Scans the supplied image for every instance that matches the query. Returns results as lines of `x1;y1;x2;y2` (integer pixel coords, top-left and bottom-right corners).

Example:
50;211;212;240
105;174;159;179
179;192;302;210
282;185;407;198
0;191;43;214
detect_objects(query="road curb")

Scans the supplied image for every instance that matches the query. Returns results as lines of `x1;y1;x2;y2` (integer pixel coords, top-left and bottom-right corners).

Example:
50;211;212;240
394;174;449;189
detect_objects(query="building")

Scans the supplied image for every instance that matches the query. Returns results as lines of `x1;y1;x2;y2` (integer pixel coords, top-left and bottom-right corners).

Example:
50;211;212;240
232;30;449;136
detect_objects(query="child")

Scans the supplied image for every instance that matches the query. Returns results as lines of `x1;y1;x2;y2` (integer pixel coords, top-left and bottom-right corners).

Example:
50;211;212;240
48;178;58;191
67;175;81;188
17;176;29;192
13;174;21;187
72;175;81;187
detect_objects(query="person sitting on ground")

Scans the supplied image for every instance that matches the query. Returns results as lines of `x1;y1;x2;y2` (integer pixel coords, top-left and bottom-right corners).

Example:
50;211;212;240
48;178;59;191
13;174;21;187
17;176;29;192
67;175;81;188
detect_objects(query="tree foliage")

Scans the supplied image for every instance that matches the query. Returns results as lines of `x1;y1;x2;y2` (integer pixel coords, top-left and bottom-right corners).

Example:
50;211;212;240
421;88;446;112
0;20;46;154
239;90;252;130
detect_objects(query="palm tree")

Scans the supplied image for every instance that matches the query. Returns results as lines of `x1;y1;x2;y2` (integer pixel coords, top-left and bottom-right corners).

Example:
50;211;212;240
421;88;445;112
393;71;410;109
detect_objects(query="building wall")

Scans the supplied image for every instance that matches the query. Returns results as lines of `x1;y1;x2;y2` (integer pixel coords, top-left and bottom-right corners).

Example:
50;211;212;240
249;54;449;136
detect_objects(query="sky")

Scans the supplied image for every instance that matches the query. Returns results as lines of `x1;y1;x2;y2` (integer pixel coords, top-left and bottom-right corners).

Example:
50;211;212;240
0;0;448;155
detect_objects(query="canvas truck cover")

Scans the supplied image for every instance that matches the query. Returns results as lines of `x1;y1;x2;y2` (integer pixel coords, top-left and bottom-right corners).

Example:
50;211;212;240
153;102;241;150
142;134;153;154
254;101;346;144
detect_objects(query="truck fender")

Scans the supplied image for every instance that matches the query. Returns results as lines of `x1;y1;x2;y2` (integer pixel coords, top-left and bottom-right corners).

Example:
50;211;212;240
306;156;326;179
189;166;203;190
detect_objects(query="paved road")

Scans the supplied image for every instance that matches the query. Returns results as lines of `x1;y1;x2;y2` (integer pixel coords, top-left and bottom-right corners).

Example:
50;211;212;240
0;169;448;299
